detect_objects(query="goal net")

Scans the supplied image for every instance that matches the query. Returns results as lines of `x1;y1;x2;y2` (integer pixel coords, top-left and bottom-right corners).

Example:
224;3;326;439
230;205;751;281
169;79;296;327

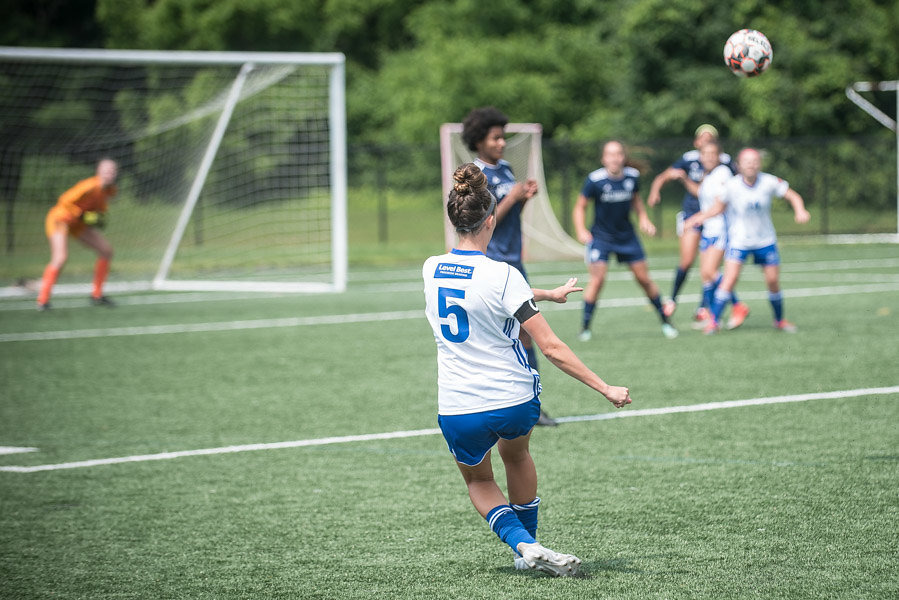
0;47;347;296
439;123;582;260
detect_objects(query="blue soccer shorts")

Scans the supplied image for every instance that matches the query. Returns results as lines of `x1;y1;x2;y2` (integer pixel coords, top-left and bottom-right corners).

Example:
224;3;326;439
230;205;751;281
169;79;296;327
585;237;646;264
700;234;727;252
726;243;781;266
437;397;541;466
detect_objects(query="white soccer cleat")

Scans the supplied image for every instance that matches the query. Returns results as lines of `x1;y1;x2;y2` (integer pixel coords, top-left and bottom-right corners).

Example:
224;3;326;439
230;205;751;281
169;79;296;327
578;329;592;342
516;542;581;577
661;323;679;339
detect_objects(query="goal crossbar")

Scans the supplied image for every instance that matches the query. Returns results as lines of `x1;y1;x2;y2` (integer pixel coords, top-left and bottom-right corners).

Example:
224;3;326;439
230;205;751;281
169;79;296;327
0;47;348;295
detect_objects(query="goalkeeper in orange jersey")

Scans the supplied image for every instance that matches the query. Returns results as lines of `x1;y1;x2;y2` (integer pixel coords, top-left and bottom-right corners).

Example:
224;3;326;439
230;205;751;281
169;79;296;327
36;158;118;310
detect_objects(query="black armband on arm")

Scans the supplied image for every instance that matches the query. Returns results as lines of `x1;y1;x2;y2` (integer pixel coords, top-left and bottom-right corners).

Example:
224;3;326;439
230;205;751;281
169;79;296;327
514;298;540;324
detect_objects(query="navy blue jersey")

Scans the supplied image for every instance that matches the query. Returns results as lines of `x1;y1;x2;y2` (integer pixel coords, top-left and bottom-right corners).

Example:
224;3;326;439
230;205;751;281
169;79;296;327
581;166;641;245
476;158;522;264
671;150;735;213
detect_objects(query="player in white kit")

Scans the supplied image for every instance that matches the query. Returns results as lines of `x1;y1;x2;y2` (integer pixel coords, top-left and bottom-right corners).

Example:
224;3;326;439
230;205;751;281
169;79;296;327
423;163;631;576
685;148;810;334
685;141;750;330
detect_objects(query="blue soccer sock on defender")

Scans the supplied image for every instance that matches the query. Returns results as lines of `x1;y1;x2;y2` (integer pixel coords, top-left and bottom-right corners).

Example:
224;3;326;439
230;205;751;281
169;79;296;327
711;288;731;323
769;290;784;321
511;497;541;539
487;505;536;553
702;281;715;309
720;274;740;305
525;346;539;372
671;267;688;301
582;301;596;330
649;294;668;323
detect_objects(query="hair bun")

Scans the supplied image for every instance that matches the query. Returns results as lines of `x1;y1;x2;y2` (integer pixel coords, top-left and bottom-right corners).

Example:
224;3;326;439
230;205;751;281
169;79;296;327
453;163;488;196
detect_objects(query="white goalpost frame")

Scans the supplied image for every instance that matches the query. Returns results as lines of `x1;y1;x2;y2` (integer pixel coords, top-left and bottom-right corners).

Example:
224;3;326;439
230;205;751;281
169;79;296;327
439;122;583;260
0;46;348;294
845;80;899;238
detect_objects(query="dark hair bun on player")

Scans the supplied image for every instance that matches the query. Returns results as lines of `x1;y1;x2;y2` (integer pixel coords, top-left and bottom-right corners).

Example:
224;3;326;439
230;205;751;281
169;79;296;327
447;163;495;234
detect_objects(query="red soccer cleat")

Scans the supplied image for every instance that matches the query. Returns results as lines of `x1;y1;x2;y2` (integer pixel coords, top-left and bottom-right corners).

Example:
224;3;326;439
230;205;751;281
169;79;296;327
727;302;750;330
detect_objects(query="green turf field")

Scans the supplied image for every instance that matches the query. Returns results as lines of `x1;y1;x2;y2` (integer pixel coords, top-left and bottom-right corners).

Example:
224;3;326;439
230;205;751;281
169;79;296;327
1;242;897;599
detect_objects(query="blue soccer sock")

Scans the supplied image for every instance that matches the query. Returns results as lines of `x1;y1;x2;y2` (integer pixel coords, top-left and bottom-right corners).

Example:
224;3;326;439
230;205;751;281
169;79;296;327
769;290;784;321
649;294;668;323
525;346;539;372
671;267;688;301
720;274;740;305
511;497;541;540
711;287;731;323
702;281;715;309
486;505;535;554
582;301;596;330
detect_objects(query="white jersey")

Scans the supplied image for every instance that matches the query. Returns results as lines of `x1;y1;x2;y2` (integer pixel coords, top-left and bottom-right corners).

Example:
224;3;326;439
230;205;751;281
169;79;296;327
721;172;790;250
697;164;733;240
423;249;540;416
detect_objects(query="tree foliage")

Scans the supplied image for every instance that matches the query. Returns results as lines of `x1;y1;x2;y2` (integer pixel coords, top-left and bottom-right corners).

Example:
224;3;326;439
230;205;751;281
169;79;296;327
83;0;898;145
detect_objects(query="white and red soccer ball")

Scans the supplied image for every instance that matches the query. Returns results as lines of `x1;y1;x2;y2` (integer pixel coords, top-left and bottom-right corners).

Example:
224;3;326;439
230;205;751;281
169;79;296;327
724;29;773;77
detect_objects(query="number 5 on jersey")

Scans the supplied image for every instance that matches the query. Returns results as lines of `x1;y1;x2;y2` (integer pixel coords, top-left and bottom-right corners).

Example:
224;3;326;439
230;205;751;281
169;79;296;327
438;287;469;343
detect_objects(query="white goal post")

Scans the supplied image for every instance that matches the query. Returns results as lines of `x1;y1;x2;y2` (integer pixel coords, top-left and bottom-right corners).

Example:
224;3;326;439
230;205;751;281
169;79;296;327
439;123;583;260
0;47;347;295
845;80;899;237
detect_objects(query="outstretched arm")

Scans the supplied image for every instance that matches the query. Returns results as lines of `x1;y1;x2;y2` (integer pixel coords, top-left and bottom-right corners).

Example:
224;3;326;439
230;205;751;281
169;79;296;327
647;168;687;207
521;312;631;408
783;188;810;224
532;277;583;303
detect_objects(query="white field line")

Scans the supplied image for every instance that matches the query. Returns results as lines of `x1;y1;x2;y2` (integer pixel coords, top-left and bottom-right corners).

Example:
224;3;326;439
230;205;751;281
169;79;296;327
2;386;896;474
0;447;38;455
2;256;897;307
2;281;898;343
0;310;422;343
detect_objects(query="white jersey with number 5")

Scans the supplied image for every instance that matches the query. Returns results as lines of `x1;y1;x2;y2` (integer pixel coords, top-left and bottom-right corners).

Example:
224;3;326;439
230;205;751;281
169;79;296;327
722;172;790;250
423;249;540;416
697;164;734;240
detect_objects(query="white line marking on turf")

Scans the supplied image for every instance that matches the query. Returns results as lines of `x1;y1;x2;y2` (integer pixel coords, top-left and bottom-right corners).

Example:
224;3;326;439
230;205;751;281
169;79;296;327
3;281;898;344
2;386;896;474
0;447;38;455
0;310;423;343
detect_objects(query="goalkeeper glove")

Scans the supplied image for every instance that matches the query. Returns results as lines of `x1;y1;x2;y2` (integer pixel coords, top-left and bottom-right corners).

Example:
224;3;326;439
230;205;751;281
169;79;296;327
81;211;106;228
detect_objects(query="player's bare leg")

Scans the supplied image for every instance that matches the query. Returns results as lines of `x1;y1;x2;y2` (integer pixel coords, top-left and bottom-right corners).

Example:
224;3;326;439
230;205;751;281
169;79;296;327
37;226;69;309
78;227;115;306
632;260;678;338
579;261;607;341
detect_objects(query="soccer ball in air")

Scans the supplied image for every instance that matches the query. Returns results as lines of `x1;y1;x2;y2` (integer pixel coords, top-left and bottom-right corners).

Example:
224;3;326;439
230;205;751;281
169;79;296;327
724;29;772;77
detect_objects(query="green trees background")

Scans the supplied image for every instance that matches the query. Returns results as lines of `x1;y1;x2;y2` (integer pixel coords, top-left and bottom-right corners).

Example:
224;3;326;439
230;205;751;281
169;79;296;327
5;0;897;144
2;0;898;242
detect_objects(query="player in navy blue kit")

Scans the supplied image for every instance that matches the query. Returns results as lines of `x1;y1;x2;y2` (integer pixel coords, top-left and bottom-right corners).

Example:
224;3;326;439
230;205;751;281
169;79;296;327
573;140;678;341
647;125;735;321
461;107;557;426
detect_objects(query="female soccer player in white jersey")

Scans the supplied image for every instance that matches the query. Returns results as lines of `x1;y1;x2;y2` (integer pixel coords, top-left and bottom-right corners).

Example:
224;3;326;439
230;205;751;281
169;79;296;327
423;163;631;576
461;106;558;427
685;148;810;334
573;140;678;341
647;124;735;321
685;141;750;330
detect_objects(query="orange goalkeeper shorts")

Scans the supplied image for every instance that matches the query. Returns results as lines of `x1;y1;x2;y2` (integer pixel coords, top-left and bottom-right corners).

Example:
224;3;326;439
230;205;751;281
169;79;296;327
45;206;86;238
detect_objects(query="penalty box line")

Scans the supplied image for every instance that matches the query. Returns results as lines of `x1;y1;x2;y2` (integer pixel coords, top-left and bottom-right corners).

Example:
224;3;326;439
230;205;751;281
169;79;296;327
2;386;897;474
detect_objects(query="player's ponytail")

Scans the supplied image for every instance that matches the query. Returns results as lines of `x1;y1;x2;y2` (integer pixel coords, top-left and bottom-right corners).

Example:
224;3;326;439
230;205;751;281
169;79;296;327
448;163;495;234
